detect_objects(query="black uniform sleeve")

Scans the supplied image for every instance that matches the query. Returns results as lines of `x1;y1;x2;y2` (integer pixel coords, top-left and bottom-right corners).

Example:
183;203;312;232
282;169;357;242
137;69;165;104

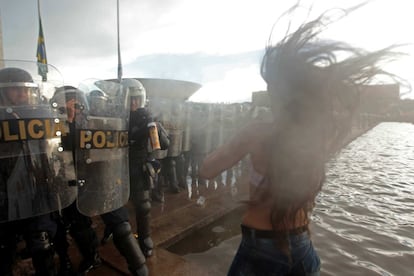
129;109;151;145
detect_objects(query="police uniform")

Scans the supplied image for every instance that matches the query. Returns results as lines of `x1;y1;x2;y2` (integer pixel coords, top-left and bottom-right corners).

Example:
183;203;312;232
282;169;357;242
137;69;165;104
122;78;158;258
129;106;155;257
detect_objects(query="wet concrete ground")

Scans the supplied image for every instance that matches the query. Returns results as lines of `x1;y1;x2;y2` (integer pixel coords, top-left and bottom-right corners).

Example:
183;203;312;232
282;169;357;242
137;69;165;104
78;180;249;275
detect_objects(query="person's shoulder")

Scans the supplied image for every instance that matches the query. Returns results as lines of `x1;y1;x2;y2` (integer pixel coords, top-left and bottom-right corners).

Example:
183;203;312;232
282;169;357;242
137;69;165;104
232;121;274;148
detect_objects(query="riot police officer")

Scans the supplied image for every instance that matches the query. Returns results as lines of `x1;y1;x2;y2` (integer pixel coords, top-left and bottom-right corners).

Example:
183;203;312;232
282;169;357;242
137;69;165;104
51;86;102;276
83;81;148;276
52;85;149;276
123;78;156;258
0;67;59;275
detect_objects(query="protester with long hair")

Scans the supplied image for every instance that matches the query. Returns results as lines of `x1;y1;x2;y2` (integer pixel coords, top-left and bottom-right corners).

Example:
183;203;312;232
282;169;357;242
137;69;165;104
199;6;405;276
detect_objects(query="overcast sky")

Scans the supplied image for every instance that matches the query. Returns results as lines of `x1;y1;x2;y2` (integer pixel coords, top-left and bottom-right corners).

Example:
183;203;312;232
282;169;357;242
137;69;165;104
0;0;413;102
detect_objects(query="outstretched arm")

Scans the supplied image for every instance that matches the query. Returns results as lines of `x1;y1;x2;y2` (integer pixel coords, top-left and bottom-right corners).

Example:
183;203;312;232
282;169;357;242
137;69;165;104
199;125;252;180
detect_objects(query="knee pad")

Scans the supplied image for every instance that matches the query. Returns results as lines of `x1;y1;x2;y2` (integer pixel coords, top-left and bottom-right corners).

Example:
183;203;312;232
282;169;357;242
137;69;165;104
136;200;151;217
113;221;132;239
112;222;147;273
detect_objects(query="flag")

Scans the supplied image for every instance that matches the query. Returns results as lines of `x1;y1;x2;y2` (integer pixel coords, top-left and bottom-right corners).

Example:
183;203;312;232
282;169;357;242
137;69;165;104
36;1;48;81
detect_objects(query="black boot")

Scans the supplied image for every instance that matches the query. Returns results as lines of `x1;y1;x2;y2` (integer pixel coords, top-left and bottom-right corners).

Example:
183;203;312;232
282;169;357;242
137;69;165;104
136;207;153;258
138;236;154;258
112;222;147;275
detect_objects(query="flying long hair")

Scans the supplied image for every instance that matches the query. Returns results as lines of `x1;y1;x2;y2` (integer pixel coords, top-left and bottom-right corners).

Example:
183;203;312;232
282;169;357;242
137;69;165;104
254;5;406;252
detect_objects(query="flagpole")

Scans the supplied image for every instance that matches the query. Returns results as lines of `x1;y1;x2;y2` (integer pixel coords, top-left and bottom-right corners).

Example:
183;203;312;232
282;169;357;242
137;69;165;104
0;11;5;68
37;0;40;19
117;0;122;83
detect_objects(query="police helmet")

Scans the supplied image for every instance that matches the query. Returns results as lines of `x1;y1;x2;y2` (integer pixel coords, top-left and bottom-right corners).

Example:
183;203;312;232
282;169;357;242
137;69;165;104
121;78;146;109
87;89;108;116
50;86;89;114
0;67;39;106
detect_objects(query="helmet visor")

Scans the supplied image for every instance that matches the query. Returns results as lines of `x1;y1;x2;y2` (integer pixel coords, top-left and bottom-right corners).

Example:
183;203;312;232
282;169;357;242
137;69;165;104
0;83;40;106
126;85;146;110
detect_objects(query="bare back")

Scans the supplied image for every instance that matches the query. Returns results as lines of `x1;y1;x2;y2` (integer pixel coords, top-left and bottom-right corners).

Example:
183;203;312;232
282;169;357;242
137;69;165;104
200;121;307;231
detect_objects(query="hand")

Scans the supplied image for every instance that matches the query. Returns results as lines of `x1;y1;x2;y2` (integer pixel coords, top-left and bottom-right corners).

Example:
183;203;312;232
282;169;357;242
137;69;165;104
66;99;82;123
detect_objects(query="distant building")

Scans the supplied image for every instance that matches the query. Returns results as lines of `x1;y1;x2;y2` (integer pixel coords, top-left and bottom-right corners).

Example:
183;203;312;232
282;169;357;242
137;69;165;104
251;90;269;107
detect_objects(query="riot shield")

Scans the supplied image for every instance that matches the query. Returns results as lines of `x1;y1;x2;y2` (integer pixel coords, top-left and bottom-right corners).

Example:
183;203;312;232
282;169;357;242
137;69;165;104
74;79;129;216
0;60;76;222
163;102;184;158
190;103;214;155
149;98;185;157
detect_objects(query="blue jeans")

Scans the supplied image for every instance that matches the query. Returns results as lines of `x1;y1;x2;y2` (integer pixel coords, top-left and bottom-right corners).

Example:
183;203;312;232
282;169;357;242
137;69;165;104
228;226;321;276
